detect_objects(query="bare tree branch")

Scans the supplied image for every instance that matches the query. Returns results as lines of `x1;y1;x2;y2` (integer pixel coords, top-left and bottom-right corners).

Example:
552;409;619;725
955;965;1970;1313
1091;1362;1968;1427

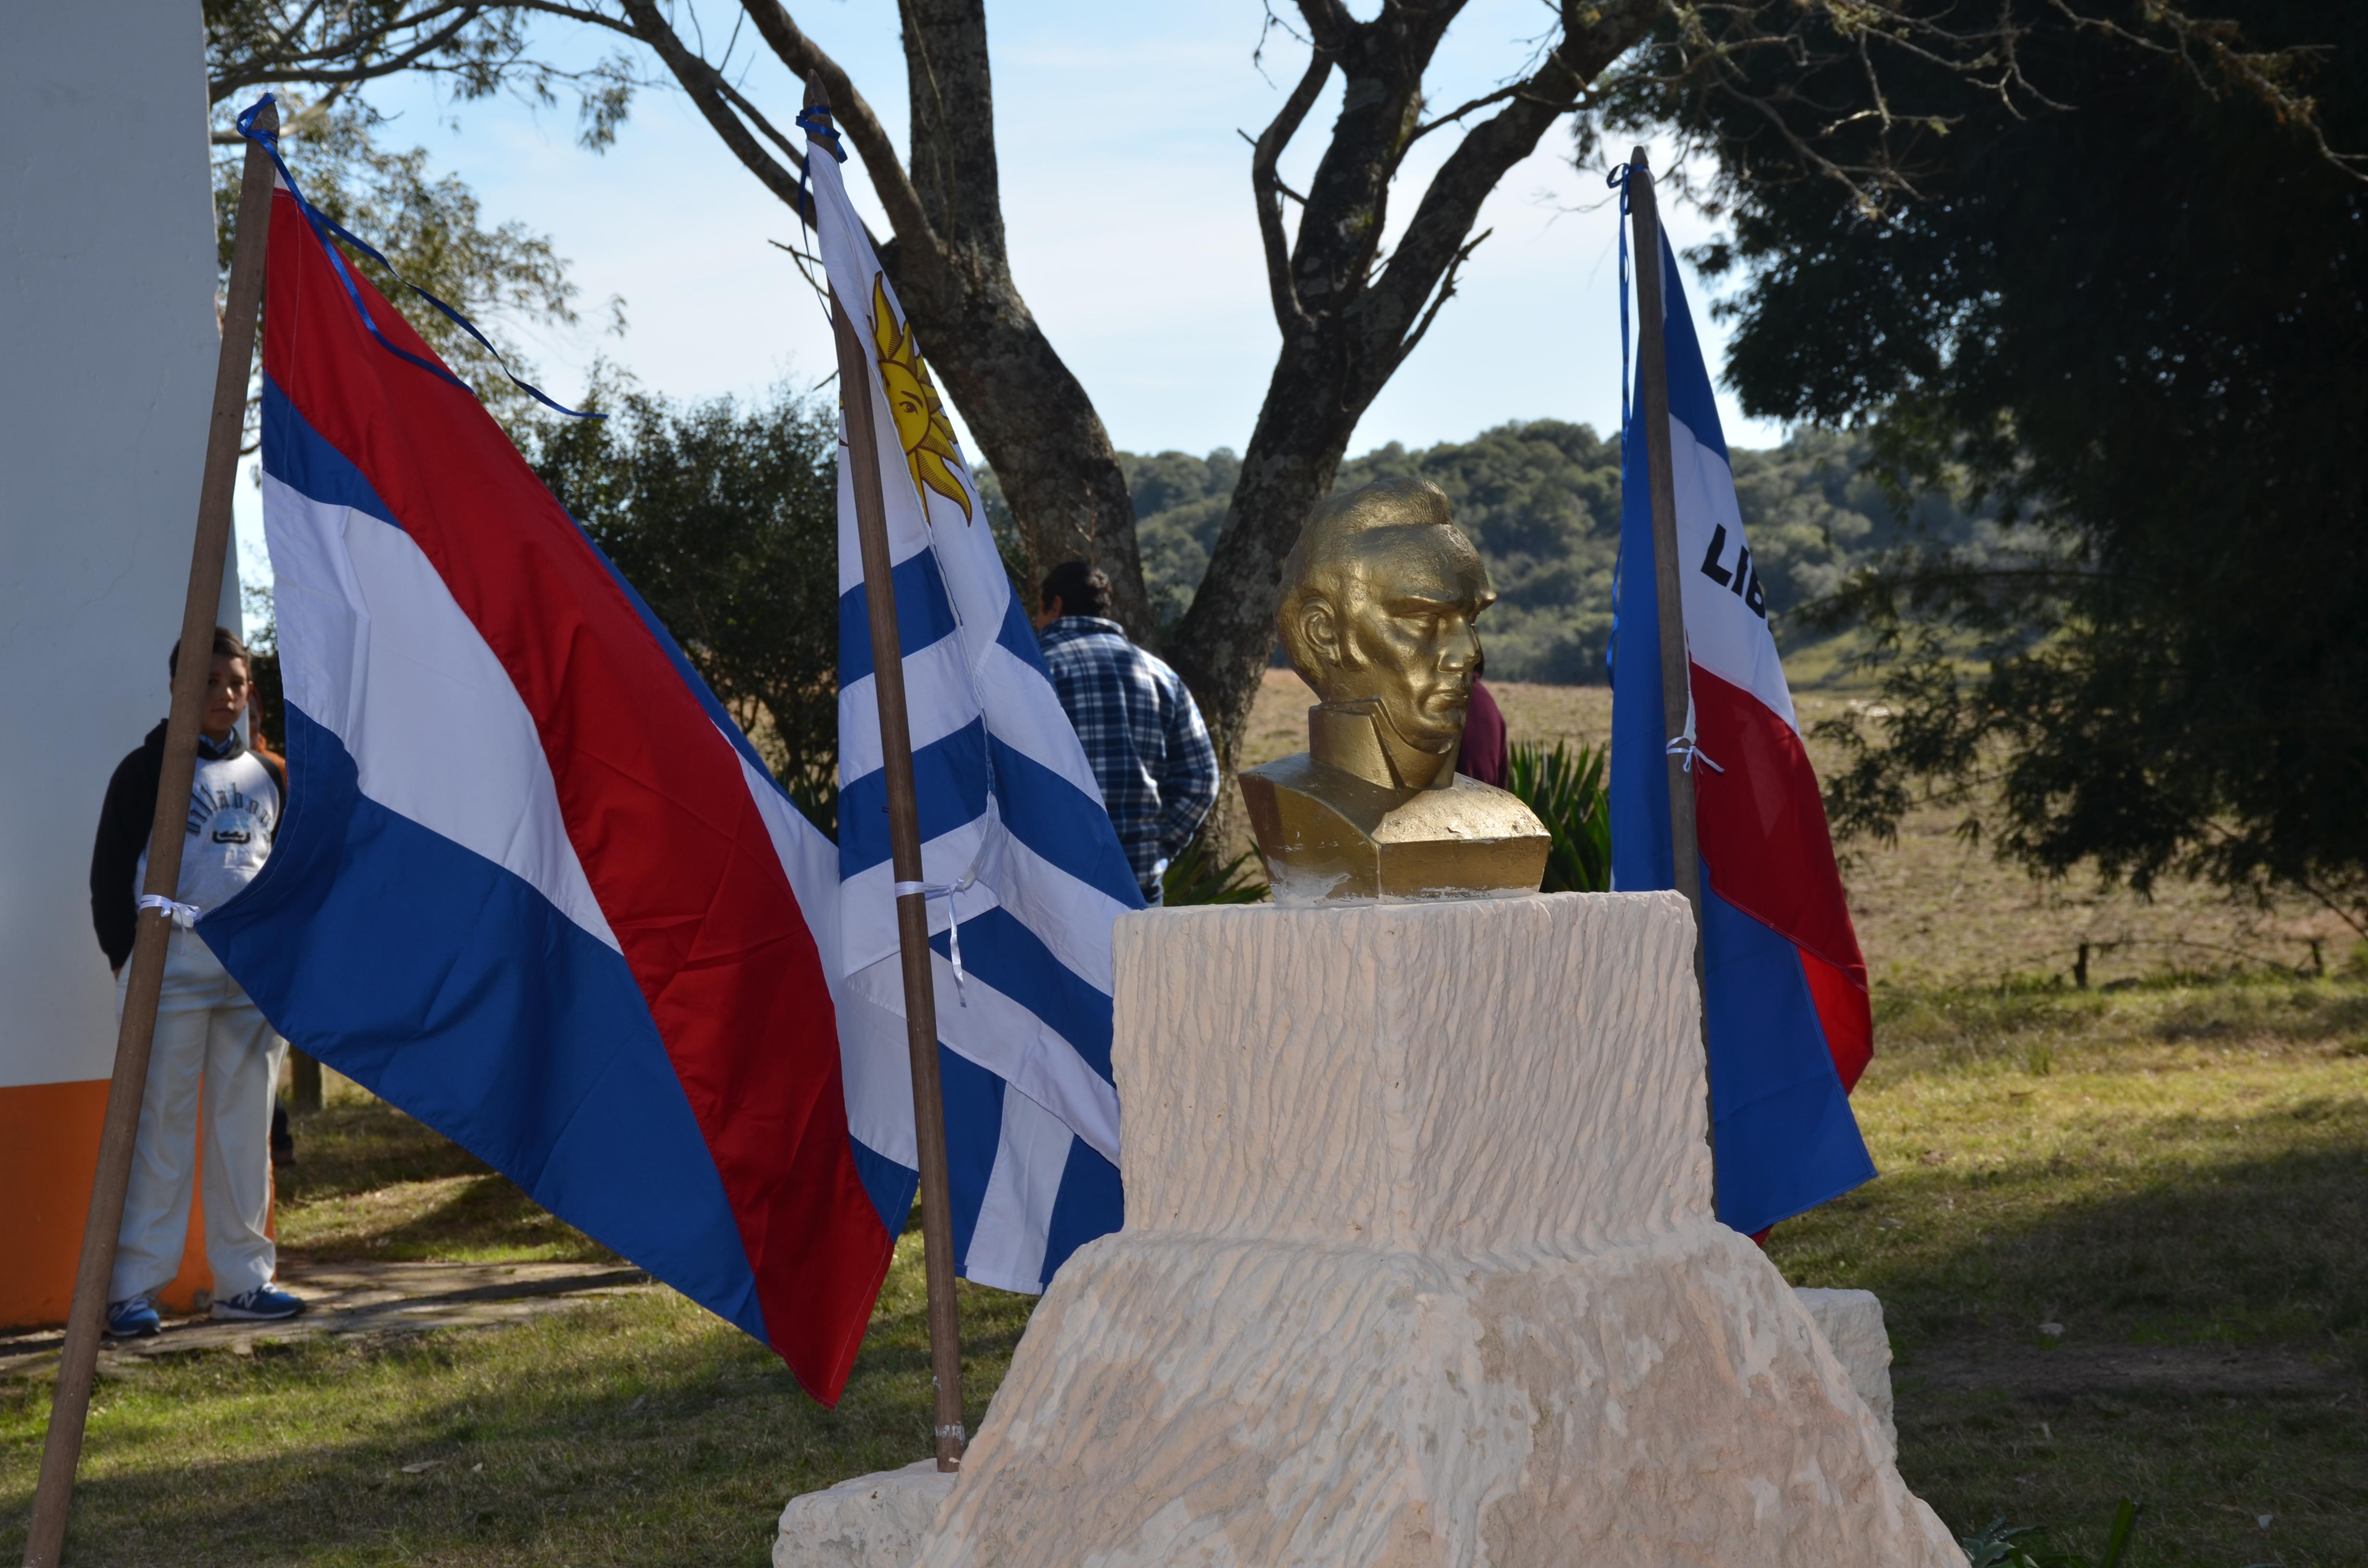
209;3;492;103
1251;47;1334;336
735;1;941;259
1408;77;1526;143
1367;1;1652;385
599;0;812;217
1394;225;1491;368
1291;0;1359;55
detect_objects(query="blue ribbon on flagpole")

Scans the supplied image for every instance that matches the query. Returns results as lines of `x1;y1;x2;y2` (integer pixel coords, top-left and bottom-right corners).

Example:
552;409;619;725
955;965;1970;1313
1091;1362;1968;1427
794;105;846;233
1605;161;1635;436
1603;160;1637;684
233;95;600;421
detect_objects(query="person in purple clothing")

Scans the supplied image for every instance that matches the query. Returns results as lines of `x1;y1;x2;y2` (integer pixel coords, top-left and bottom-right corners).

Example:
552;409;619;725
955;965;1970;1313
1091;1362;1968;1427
1034;563;1219;906
1457;666;1509;787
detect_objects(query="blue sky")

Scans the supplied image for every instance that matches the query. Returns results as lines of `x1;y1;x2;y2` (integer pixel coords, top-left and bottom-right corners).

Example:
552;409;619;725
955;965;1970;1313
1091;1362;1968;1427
238;0;1776;605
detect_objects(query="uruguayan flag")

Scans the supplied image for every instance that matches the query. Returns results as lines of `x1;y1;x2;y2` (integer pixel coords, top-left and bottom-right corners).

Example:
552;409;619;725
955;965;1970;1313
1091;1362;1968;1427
805;118;1140;1294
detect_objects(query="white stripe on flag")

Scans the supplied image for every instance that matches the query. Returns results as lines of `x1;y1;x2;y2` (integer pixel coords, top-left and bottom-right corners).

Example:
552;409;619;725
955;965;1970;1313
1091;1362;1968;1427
837;630;980;786
263;477;617;950
964;1090;1076;1293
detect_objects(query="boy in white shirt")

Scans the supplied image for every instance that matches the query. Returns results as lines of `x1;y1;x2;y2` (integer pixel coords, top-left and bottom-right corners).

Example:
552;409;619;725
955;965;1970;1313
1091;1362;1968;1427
87;627;301;1334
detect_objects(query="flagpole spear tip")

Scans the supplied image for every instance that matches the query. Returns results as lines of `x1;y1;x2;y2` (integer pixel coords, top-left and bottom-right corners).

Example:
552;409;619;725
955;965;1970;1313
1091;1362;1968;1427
252;97;278;135
803;71;830;113
1628;145;1650;174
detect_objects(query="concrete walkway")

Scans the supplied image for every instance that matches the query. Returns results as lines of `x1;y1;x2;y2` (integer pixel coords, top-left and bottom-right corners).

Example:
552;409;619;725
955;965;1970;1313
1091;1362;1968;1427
0;1260;652;1376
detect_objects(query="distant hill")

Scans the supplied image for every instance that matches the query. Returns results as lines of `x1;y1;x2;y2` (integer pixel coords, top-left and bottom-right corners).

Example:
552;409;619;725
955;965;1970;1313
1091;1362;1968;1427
1118;423;2006;684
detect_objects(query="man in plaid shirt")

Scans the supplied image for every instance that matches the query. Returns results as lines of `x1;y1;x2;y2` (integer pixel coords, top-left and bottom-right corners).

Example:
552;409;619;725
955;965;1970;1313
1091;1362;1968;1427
1035;562;1219;905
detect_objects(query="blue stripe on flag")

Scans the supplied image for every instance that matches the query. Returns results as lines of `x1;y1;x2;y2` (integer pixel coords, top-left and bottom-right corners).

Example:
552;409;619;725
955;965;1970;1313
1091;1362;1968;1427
988;735;1145;909
931;906;1117;1084
260;376;401;530
848;1136;919;1237
840;552;961;688
1610;418;1673;894
938;1045;1006;1267
199;704;768;1341
838;718;992;874
1042;1138;1123;1280
993;591;1050;675
1700;886;1876;1234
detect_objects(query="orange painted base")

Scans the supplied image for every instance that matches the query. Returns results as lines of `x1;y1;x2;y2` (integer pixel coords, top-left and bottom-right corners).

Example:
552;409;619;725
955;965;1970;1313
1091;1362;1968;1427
0;1078;247;1330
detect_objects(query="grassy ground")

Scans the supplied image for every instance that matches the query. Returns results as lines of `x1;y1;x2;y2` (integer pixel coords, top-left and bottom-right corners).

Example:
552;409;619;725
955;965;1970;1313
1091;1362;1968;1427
271;1091;614;1267
6;980;2361;1566
1774;976;2368;1567
2;1082;1035;1566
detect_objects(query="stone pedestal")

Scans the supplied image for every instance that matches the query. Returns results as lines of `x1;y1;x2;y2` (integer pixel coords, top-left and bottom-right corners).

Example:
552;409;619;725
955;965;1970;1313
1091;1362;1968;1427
889;894;1953;1567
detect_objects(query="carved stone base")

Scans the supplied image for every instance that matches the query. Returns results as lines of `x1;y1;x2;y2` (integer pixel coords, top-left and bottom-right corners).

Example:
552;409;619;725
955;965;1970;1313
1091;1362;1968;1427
906;894;1955;1567
773;1287;1904;1568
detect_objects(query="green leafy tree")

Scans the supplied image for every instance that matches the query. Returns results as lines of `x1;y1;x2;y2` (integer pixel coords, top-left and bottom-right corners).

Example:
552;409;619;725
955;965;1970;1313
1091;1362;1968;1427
205;5;622;432
528;378;842;828
1600;1;2368;935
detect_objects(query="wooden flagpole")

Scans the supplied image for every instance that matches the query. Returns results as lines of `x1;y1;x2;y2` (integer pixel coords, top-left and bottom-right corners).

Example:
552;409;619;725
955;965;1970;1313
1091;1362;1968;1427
23;97;279;1568
807;78;967;1474
1624;148;1706;968
1625;148;1719;1182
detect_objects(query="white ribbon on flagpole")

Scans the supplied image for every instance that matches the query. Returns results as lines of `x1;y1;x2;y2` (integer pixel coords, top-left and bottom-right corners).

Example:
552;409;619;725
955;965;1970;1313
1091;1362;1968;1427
137;894;202;929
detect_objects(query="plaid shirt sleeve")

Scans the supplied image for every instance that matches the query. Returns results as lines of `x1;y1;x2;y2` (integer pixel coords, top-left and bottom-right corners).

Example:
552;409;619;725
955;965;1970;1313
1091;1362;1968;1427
1150;663;1218;862
1039;619;1221;892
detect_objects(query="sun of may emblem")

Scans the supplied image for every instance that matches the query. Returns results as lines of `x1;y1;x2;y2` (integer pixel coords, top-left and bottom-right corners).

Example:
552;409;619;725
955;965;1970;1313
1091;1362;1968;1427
869;276;973;523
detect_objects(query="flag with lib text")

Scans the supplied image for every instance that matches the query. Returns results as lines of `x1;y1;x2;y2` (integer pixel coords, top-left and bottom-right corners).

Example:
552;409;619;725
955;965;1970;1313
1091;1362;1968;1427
1609;232;1878;1235
198;147;893;1402
804;112;1139;1293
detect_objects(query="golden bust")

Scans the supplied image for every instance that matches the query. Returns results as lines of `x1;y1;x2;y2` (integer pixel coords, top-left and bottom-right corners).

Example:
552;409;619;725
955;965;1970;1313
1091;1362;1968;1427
1239;477;1549;903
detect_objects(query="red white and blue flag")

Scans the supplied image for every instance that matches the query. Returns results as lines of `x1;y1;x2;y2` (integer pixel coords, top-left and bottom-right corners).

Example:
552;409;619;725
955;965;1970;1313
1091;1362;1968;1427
198;147;894;1400
1609;232;1877;1235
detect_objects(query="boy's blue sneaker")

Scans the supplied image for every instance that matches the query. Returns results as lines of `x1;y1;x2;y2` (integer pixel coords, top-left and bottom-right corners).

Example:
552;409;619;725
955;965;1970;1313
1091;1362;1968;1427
105;1295;161;1338
212;1285;305;1322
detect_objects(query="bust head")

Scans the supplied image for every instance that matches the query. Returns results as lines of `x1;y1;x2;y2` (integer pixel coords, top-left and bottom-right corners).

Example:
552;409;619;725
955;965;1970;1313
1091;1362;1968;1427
1276;478;1495;777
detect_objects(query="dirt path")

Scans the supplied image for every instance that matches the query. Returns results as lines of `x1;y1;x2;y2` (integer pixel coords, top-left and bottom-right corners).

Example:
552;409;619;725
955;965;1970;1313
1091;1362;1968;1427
0;1260;652;1377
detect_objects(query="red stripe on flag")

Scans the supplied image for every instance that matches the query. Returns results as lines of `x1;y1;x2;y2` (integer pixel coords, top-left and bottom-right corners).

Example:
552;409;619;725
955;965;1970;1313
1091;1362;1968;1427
261;190;890;1401
1688;661;1874;1089
1798;945;1874;1092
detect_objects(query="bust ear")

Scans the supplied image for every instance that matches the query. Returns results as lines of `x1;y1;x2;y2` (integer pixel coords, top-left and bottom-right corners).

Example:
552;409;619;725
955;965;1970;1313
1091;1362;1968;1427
1297;596;1346;671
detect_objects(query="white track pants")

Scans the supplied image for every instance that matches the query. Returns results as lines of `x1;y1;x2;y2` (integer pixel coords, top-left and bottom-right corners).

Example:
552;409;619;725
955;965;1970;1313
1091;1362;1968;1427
109;930;286;1304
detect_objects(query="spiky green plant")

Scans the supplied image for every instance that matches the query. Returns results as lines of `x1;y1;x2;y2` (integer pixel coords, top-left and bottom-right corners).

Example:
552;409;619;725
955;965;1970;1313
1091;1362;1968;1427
1961;1500;2155;1568
1505;739;1612;894
1160;833;1269;906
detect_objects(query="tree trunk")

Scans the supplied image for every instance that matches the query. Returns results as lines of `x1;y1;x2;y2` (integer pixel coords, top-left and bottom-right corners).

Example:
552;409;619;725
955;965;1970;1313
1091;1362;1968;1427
1170;0;1660;805
1167;351;1359;776
585;0;1655;758
888;0;1154;637
607;0;1158;639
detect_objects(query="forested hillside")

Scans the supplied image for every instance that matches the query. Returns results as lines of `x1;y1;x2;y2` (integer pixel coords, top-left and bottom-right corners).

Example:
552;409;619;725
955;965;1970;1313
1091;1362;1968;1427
1118;424;2006;684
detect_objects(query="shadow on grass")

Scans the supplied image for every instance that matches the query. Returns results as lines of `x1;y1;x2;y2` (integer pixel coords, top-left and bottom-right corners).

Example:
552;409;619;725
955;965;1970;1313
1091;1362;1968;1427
279;1098;489;1206
1779;1120;2368;1360
1898;1380;2362;1568
276;1096;619;1264
282;1172;621;1265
